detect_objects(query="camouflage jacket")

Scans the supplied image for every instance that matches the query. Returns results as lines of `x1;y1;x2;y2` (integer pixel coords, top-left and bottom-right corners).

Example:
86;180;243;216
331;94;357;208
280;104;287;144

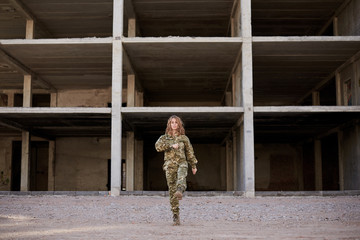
155;134;198;170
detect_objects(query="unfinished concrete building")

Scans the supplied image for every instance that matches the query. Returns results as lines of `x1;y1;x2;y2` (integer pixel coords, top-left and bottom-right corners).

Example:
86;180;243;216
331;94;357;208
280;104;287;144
0;0;359;196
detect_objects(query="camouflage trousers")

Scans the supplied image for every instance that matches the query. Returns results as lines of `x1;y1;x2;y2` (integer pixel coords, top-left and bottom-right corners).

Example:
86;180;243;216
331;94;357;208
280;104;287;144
165;161;188;215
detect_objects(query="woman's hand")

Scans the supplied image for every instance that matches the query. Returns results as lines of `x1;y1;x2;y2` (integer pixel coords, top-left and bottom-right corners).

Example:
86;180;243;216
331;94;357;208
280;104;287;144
172;143;179;149
192;168;197;175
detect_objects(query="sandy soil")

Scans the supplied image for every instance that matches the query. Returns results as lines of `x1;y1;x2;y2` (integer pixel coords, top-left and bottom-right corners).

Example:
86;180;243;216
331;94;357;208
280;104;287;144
0;194;359;239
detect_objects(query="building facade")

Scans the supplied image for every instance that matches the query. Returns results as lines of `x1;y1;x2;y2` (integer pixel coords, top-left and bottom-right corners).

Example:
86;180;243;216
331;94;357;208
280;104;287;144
0;0;359;196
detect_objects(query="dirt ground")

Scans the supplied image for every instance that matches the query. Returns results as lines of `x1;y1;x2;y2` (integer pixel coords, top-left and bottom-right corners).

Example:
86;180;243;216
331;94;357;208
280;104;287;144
0;194;359;240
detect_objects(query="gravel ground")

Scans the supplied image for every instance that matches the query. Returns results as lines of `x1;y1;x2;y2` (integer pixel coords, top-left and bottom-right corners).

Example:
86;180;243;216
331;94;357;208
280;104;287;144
0;194;359;239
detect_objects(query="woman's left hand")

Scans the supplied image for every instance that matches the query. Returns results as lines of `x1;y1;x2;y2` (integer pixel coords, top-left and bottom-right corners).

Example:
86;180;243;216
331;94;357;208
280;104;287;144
192;168;197;175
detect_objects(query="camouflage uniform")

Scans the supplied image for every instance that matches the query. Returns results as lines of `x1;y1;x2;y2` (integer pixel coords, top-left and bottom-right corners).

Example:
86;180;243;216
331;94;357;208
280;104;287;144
155;134;198;218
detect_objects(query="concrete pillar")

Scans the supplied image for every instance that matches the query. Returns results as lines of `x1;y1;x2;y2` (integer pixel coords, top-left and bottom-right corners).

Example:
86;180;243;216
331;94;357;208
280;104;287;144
7;92;14;107
20;131;30;191
226;139;234;191
111;0;124;196
232;130;238;190
336;72;342;106
314;139;322;191
337;131;344;190
232;68;241;107
128;18;136;37
126;132;135;191
23;75;32;107
26;20;34;39
135;90;144;107
134;139;143;190
239;0;255;197
50;93;57;107
225;91;232;106
127;74;135;107
312;91;320;105
48;140;55;191
333;17;339;36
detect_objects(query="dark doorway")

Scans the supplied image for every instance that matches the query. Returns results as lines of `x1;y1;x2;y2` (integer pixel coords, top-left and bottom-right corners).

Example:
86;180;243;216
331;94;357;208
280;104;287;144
11;141;22;191
14;94;50;107
321;133;339;190
30;142;49;191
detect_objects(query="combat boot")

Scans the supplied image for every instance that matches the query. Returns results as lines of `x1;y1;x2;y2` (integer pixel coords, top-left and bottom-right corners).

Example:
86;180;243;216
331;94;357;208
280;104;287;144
173;214;180;226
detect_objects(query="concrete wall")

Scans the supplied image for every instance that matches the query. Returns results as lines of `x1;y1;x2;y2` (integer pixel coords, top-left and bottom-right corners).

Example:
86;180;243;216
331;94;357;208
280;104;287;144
255;144;303;191
0;138;14;191
144;143;226;191
342;123;360;190
338;0;360;36
56;88;111;107
55;137;110;191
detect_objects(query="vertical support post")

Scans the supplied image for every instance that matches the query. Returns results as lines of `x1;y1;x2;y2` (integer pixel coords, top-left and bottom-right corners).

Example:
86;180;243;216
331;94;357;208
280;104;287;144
126;132;135;191
20;131;30;191
136;91;144;107
111;0;124;196
26;20;34;39
48;140;56;191
337;131;344;190
232;130;238;190
312;91;320;105
127;74;135;107
23;75;32;107
50;93;57;107
7;92;14;107
226;139;233;191
333;17;339;36
134;139;143;190
128;18;136;37
314;139;322;191
240;0;255;197
225;91;232;106
336;72;342;106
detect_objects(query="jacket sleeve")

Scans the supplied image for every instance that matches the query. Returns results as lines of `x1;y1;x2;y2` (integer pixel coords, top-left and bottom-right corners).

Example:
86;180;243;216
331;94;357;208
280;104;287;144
183;136;198;169
155;135;171;152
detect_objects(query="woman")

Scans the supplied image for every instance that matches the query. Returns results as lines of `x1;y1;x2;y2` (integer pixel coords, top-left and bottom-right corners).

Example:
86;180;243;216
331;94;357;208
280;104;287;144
155;115;198;226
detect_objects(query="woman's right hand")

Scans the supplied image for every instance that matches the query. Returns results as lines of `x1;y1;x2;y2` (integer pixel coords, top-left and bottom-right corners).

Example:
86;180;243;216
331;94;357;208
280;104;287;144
172;143;179;149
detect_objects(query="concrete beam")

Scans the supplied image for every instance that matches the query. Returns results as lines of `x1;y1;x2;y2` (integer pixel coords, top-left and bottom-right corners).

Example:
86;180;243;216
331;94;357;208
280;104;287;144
128;18;136;38
26;20;34;39
48;141;55;191
254;106;360;113
122;106;244;113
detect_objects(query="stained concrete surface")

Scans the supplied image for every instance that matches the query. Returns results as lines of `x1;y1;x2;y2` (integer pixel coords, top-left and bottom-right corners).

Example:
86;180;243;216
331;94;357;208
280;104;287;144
0;195;359;239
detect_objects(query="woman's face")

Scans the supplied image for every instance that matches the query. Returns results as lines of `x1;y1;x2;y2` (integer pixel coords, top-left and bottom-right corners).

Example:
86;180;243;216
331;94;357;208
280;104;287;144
170;118;179;131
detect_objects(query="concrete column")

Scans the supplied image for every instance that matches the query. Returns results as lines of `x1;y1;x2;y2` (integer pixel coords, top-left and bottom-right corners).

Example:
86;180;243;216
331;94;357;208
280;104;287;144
128;18;136;37
7;92;14;107
134;139;143;190
127;74;135;107
26;20;34;39
232;67;241;107
111;0;124;196
50;93;57;107
20;131;30;191
23;75;32;107
312;91;320;105
126;132;135;191
226;139;234;191
336;72;342;106
225;91;232;106
135;90;144;107
314;139;322;191
48;140;55;191
333;17;339;36
238;0;255;197
337;131;344;190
